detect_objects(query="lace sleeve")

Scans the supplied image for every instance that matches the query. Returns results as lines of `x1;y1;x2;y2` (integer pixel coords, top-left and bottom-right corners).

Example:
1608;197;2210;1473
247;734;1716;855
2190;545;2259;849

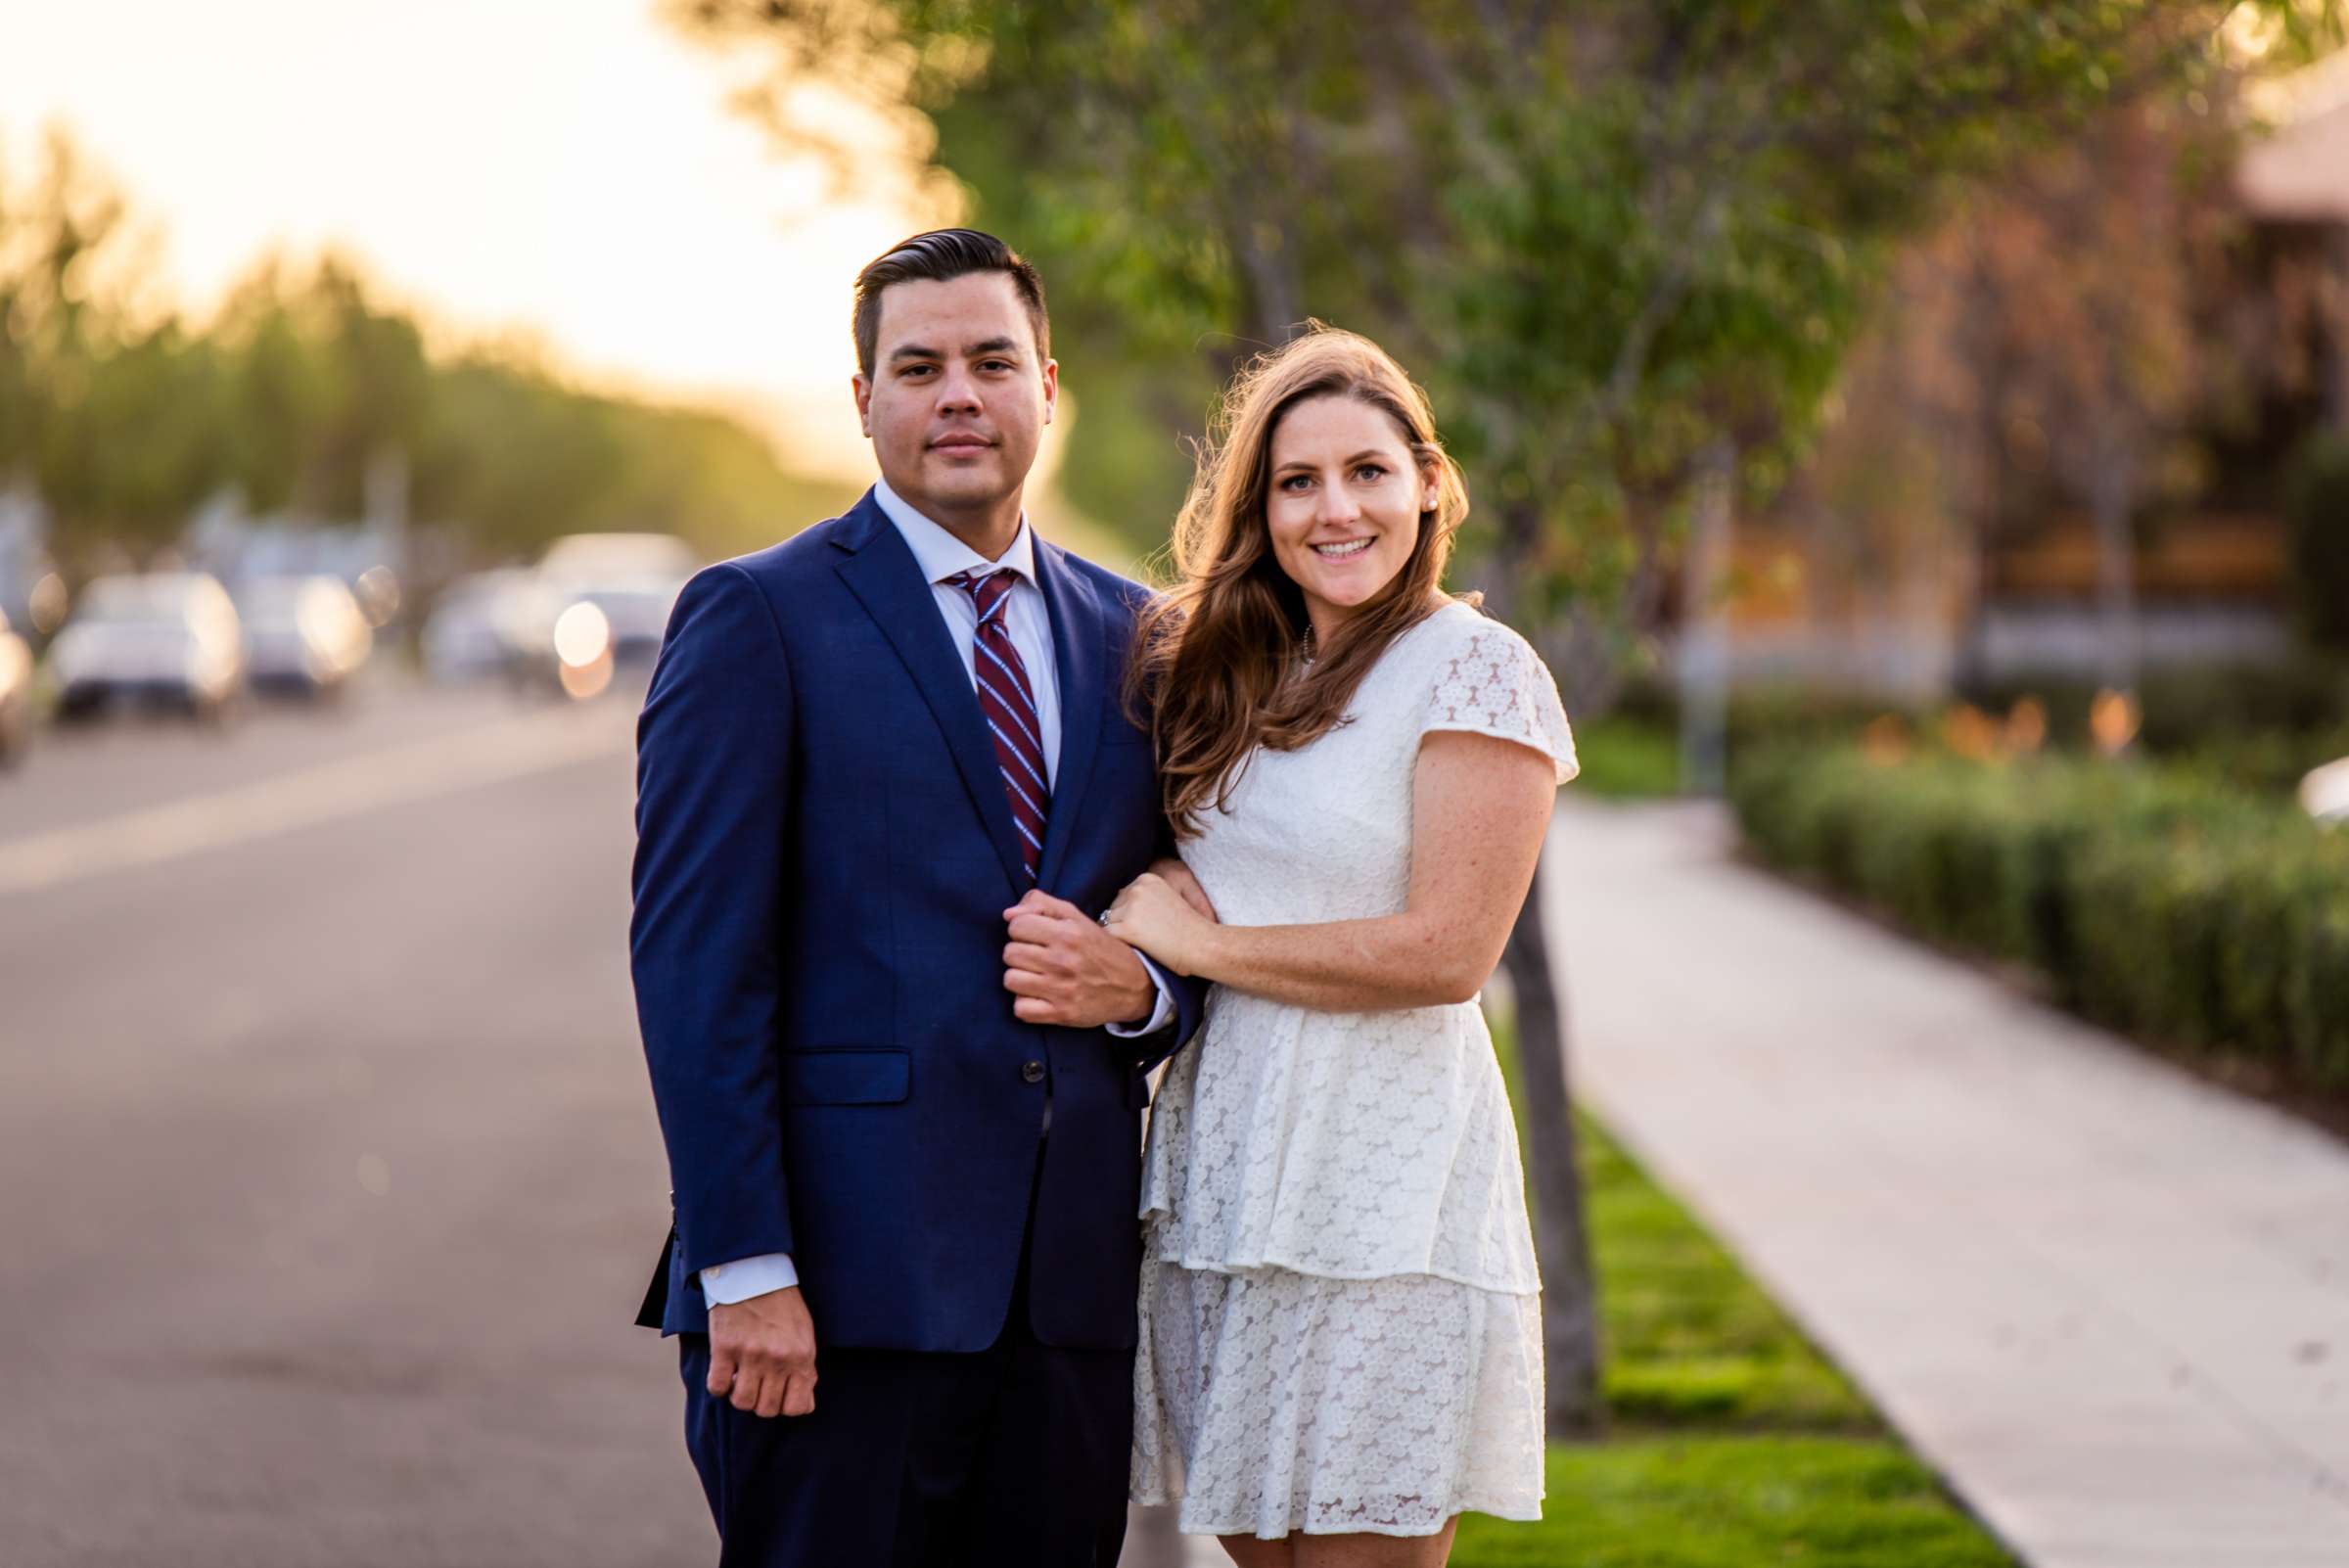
1419;619;1579;785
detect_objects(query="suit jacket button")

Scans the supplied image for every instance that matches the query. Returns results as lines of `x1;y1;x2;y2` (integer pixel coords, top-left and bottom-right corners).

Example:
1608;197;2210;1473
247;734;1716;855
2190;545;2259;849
1021;1060;1046;1084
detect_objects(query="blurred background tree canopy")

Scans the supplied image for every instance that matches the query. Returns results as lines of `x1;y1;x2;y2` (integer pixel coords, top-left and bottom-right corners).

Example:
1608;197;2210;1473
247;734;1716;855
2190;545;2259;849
0;126;834;575
671;0;2344;701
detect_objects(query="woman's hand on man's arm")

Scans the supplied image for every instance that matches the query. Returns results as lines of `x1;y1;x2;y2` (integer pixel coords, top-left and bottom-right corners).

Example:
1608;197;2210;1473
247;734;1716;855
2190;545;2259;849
1147;856;1219;922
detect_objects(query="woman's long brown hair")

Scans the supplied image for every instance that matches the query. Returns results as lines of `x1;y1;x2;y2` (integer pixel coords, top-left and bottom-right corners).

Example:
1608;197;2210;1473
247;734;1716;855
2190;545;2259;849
1129;325;1473;835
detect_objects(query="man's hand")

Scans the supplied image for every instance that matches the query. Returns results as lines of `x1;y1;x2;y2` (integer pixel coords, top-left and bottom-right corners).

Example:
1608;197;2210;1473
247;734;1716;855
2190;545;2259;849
1002;889;1156;1028
707;1286;818;1419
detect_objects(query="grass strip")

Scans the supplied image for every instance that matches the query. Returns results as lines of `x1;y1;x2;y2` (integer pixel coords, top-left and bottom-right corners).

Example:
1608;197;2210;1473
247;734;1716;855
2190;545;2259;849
1460;1022;2011;1564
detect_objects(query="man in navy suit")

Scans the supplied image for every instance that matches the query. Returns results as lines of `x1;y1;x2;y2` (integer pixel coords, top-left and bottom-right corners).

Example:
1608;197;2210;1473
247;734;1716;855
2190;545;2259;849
630;228;1205;1566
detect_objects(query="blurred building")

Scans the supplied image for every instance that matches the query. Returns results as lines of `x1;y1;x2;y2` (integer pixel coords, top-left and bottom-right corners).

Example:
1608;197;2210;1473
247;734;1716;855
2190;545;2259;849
1705;67;2349;700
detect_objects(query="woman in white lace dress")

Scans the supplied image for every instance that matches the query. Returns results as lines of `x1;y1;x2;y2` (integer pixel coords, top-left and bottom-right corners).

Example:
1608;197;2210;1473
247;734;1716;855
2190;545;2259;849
1103;326;1577;1566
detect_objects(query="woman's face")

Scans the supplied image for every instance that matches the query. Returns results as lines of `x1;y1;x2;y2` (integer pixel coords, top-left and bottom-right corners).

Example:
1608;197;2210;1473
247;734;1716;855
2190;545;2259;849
1263;394;1432;640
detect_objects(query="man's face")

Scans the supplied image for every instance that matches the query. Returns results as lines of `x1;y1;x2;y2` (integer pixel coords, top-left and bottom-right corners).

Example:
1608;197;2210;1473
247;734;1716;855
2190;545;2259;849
853;273;1056;523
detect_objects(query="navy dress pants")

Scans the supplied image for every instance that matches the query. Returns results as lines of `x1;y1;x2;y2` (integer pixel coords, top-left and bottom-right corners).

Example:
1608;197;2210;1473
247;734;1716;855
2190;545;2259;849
676;1167;1134;1566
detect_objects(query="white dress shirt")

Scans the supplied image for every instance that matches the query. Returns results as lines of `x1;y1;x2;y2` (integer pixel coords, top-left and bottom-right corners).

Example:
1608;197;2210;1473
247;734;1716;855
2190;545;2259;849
699;479;1175;1308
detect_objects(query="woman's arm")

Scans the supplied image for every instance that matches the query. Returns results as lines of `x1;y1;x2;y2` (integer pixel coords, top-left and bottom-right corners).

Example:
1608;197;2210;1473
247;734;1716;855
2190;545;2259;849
1147;855;1220;921
1105;729;1557;1011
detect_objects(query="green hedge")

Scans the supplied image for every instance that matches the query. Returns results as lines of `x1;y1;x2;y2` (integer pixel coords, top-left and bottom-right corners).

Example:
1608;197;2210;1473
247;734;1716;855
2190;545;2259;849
2288;435;2349;654
1619;670;2349;800
1958;660;2349;761
1729;746;2349;1086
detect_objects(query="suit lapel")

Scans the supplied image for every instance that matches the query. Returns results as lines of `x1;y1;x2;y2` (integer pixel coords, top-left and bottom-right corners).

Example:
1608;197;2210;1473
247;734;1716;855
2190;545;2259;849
1033;536;1103;894
830;491;1030;896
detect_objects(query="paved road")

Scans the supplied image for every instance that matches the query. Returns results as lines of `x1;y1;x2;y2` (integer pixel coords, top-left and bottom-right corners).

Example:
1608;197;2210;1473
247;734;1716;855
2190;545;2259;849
0;673;1212;1567
1545;798;2349;1568
0;673;694;1566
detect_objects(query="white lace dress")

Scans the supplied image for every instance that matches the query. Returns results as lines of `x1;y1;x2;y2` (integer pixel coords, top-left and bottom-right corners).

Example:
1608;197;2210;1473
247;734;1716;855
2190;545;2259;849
1131;599;1578;1539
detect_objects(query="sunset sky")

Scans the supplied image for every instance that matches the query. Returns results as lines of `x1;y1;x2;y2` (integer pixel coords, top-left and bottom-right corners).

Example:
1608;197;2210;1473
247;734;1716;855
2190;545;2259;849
0;0;938;474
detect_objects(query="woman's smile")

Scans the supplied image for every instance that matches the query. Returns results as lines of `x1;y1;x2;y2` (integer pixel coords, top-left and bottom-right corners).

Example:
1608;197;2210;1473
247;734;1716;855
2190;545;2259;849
1265;394;1434;641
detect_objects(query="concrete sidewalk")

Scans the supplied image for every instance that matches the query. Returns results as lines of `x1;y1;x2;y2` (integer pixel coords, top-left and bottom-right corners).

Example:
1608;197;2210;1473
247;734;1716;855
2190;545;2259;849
1542;798;2349;1568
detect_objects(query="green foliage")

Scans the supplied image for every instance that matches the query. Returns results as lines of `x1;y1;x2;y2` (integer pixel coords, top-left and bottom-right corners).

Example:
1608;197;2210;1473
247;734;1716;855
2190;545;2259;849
1607;666;2349;798
2286;433;2349;652
0;129;226;548
1047;355;1221;553
2167;721;2349;796
1729;746;2349;1084
1961;660;2349;760
675;0;2344;686
1568;715;1685;800
212;258;433;520
38;321;226;549
0;131;829;566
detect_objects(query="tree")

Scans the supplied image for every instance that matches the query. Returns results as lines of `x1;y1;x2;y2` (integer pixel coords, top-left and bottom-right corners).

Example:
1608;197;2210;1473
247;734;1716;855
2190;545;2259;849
1960;106;2220;700
0;129;843;576
1773;80;2288;702
671;0;2345;1437
0;129;226;564
40;320;225;556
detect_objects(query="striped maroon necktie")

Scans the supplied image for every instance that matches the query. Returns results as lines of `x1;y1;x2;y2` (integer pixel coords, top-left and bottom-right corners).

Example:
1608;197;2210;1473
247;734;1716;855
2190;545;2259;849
945;569;1049;882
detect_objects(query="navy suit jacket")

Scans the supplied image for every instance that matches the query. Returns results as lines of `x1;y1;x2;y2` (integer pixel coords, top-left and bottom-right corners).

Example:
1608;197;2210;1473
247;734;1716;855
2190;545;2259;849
630;489;1206;1353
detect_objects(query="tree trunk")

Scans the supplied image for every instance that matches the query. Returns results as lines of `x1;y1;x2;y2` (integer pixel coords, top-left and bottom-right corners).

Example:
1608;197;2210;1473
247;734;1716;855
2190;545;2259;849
2089;431;2140;702
2330;228;2349;434
1501;836;1605;1439
1481;497;1604;1439
1678;438;1735;796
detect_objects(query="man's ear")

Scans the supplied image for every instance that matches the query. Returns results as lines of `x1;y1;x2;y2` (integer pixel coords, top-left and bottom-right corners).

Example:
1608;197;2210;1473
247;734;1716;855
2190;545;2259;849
852;373;872;438
1040;359;1060;427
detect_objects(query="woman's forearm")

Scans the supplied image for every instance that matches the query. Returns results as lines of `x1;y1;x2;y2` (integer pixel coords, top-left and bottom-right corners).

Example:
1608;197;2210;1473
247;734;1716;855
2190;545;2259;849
1138;732;1558;1014
1189;910;1493;1012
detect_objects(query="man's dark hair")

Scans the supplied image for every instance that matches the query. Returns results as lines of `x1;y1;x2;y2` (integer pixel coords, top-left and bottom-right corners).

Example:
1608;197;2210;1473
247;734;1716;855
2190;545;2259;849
852;228;1050;379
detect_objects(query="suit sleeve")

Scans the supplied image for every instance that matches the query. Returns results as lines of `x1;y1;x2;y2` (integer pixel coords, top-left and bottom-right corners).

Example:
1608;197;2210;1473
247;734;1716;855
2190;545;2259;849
1128;725;1208;1074
631;563;796;1278
1112;575;1212;1075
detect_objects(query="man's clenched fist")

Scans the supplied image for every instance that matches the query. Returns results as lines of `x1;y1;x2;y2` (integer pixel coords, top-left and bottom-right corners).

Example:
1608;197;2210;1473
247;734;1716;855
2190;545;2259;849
1000;888;1156;1028
707;1286;818;1418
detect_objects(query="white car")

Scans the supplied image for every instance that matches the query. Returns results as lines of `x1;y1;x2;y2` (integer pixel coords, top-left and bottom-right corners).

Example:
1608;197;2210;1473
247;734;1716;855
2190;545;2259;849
424;569;533;682
50;573;244;723
537;531;698;586
239;575;374;698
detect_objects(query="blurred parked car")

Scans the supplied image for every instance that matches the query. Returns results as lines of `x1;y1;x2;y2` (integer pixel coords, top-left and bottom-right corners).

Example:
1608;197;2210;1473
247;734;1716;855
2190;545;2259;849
238;575;374;699
49;573;244;723
536;532;696;669
537;530;698;586
0;607;31;768
425;569;532;682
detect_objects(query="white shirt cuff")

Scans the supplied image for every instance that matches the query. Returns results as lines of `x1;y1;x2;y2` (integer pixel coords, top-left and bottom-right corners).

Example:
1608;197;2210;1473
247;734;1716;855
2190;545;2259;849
1105;954;1177;1038
700;1253;798;1305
